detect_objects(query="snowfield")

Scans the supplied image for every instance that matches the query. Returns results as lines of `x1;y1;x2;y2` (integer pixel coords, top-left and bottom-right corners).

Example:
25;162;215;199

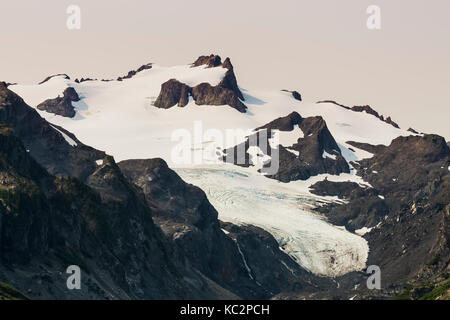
9;61;416;277
10;66;413;165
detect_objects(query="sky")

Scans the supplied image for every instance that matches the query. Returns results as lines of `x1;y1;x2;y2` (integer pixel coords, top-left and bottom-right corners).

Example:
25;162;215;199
0;0;449;139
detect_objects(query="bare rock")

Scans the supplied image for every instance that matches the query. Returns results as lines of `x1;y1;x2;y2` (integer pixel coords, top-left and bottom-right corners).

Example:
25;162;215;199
154;79;191;108
317;100;400;129
38;74;70;85
282;90;302;101
191;82;247;112
36;87;80;118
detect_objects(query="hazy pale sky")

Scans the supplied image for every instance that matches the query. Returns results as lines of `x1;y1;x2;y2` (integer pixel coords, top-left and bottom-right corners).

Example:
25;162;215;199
1;0;449;138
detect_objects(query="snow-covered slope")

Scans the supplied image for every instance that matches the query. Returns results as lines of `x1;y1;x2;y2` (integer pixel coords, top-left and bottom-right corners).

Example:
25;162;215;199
10;65;413;165
9;59;416;277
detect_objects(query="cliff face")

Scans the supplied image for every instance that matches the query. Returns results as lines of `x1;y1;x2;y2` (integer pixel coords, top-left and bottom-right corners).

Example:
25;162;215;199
310;134;450;297
154;55;247;112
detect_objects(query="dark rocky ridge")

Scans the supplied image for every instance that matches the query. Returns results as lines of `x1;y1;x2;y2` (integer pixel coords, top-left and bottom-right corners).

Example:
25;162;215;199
117;158;257;297
356;135;450;285
38;74;70;85
345;141;387;155
73;63;153;83
0;128;210;299
311;180;388;232
116;63;153;81
74;78;96;83
154;55;247;113
281;90;302;101
224;112;349;182
317;100;400;129
36;87;80;118
310;134;450;297
408;127;420;134
0;82;104;180
192;54;244;101
190;82;247;112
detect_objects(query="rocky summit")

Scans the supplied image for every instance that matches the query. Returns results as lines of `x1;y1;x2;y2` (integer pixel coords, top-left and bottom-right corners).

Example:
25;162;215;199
154;55;247;112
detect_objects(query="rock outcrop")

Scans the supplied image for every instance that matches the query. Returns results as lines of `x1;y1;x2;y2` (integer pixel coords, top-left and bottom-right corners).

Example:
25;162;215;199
154;55;247;112
317;100;400;129
282;90;302;101
36;87;80;118
153;79;191;108
0;82;104;180
224;112;349;182
116;63;152;81
190;82;247;112
313;134;450;293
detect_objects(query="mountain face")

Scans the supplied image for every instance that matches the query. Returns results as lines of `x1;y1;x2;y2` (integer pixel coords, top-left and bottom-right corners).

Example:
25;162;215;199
2;54;450;300
154;55;247;112
224;112;350;181
0;82;326;299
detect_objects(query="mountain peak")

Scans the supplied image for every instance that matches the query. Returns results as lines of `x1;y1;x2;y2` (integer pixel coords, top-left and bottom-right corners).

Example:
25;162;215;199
192;54;223;68
154;54;246;112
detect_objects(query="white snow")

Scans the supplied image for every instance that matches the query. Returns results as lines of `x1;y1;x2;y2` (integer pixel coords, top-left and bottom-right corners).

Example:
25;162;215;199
235;241;254;280
354;227;373;236
176;164;369;277
12;75;71;107
286;148;299;156
96;160;103;166
273;124;303;148
9;67;413;165
49;124;77;147
322;151;337;160
378;195;385;200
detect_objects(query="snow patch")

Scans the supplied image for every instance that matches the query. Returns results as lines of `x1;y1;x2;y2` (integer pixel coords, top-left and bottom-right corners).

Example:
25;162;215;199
322;151;337;160
355;227;373;236
50;125;77;147
236;241;254;280
273;124;303;148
